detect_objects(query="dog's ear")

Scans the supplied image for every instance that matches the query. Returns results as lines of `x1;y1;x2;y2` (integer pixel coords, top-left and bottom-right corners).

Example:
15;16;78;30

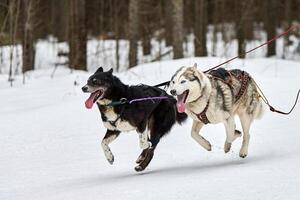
193;63;197;68
95;67;103;73
108;68;113;74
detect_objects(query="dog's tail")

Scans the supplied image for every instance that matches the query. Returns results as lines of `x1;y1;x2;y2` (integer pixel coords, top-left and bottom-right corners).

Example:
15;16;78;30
176;111;188;124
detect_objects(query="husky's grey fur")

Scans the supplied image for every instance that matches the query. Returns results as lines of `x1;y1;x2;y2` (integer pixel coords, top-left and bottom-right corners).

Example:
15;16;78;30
169;64;264;158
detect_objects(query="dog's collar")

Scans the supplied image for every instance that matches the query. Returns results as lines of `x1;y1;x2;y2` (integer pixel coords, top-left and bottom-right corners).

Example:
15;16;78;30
105;98;128;107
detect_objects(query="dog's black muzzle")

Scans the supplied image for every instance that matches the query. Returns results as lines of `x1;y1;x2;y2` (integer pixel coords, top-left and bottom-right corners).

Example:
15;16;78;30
170;89;176;96
82;86;89;93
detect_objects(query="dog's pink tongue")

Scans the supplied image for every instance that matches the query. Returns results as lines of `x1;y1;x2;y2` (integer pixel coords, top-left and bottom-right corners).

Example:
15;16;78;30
85;93;97;109
176;99;186;113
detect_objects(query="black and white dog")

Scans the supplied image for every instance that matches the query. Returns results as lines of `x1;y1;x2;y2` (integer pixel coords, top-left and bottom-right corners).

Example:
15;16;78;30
82;67;187;171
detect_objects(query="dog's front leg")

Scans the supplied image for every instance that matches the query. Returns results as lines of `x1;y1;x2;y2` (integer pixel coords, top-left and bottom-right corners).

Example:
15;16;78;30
101;129;120;165
138;130;151;150
191;120;212;151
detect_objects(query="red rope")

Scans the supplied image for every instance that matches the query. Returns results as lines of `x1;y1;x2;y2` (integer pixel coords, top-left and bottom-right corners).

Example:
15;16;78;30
204;23;300;115
204;23;300;73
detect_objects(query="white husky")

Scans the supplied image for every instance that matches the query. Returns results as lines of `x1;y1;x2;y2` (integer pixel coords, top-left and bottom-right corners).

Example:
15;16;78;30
169;64;264;158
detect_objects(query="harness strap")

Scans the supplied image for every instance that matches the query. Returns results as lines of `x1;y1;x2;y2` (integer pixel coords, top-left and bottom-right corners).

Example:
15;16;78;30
233;72;251;102
194;101;210;124
193;70;250;125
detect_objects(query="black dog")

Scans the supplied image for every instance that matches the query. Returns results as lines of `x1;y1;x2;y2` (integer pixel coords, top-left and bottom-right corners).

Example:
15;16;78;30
82;67;187;171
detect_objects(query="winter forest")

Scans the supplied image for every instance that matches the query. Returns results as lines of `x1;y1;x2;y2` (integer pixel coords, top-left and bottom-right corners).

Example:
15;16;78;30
0;0;300;79
1;1;300;200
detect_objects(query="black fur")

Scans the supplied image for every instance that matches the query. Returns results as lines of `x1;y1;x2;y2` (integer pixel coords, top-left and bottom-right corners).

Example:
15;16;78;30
85;67;187;171
208;68;230;81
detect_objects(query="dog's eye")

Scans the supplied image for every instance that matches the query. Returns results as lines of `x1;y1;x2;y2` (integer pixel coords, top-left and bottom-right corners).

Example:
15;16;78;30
92;78;97;84
180;80;186;84
171;80;175;84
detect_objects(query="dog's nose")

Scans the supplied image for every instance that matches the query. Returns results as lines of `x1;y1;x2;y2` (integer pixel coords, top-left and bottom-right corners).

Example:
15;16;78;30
82;86;88;92
170;89;176;96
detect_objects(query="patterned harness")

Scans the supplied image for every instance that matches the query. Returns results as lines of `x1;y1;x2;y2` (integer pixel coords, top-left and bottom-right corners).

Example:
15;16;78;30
195;68;251;124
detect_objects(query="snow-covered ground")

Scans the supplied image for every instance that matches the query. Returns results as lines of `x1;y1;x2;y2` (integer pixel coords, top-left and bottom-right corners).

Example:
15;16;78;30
1;57;300;200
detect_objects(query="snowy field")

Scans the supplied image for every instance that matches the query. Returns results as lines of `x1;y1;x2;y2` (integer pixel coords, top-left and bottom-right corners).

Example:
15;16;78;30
1;57;300;200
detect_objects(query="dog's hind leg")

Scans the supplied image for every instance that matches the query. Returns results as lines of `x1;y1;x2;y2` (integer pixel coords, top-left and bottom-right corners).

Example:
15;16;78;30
191;120;211;151
223;117;238;153
238;113;252;158
101;129;120;165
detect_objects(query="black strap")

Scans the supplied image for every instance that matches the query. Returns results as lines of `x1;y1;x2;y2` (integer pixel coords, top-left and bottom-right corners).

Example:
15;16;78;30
105;98;128;107
153;81;170;88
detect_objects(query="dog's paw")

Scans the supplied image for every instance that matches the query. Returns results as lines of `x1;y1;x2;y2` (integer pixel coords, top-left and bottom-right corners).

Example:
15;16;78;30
206;143;212;151
224;142;232;153
134;165;145;172
104;150;114;165
239;149;248;158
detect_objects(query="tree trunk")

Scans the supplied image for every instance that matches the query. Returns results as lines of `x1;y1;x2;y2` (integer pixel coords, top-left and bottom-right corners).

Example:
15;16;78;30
235;0;247;58
164;1;173;47
128;0;139;68
140;0;151;56
22;0;35;73
282;0;292;59
194;0;207;57
68;0;87;71
265;0;277;57
171;0;184;59
114;0;120;71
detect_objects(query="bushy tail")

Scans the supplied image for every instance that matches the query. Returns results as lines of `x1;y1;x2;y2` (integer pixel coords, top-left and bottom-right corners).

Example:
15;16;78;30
176;111;188;124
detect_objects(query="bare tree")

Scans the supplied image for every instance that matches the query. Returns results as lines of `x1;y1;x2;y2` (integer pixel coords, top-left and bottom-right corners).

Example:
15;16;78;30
21;0;37;74
171;0;184;59
139;0;153;55
194;0;207;56
235;0;246;58
128;0;139;68
264;0;278;57
8;0;20;85
282;0;292;59
67;0;87;71
0;1;9;74
164;0;173;47
114;0;120;71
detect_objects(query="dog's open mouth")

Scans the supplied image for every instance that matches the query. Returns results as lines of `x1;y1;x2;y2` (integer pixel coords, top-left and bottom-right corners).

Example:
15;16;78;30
176;90;189;113
85;90;103;109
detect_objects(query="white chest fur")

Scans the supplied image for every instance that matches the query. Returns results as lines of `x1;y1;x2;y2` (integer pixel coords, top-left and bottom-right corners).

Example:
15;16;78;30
102;107;136;132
